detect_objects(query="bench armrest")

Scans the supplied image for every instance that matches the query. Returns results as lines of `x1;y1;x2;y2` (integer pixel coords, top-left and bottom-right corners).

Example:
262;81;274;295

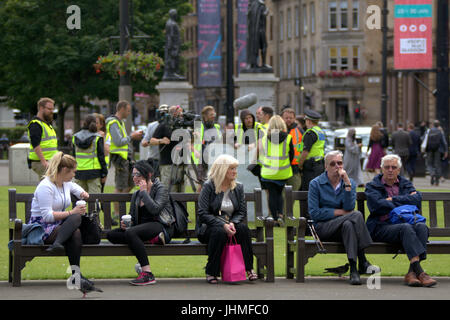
9;218;23;241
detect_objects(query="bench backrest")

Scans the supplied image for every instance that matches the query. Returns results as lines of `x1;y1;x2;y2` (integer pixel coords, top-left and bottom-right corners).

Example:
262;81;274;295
8;188;263;239
284;186;450;237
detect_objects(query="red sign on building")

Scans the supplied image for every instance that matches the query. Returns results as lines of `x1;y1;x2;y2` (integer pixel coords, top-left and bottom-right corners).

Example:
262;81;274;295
394;0;433;70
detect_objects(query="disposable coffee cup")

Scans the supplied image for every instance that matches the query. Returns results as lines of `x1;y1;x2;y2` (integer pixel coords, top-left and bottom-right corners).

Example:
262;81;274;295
76;200;86;207
122;215;132;229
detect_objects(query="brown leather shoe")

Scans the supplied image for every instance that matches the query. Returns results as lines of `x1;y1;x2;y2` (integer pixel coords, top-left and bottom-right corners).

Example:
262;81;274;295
404;271;422;287
417;272;437;287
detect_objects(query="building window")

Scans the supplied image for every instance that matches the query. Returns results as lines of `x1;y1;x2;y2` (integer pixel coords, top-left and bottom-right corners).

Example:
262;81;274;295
302;50;308;77
287;51;292;79
340;47;348;70
352;1;359;29
352;46;359;69
329;47;338;70
295;7;299;37
329;1;337;30
279;11;284;41
311;48;315;75
310;2;315;34
279;54;284;78
295;50;300;78
287;8;292;39
302;4;308;35
340;1;348;30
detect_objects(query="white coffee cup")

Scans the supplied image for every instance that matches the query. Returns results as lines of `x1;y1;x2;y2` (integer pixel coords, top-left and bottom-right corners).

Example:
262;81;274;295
121;215;132;229
76;200;86;207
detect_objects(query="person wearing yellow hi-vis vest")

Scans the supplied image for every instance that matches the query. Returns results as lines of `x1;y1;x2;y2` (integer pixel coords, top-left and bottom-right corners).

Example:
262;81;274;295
191;106;222;187
27;97;58;179
281;108;303;191
106;100;143;224
72;114;108;194
234;109;261;148
297;109;325;191
260;115;294;225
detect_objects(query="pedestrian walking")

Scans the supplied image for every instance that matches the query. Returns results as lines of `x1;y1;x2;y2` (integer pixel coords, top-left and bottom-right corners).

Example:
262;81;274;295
391;123;412;177
343;128;363;187
366;124;385;174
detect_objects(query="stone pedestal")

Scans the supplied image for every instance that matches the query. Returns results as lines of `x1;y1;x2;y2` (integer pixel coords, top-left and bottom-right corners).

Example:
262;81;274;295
234;72;279;115
156;81;193;110
9;143;40;186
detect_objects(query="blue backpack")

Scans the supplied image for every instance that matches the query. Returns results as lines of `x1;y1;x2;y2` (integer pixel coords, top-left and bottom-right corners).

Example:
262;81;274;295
389;205;426;225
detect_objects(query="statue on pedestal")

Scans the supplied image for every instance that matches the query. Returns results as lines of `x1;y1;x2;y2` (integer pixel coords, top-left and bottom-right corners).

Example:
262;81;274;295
244;0;272;73
163;9;185;81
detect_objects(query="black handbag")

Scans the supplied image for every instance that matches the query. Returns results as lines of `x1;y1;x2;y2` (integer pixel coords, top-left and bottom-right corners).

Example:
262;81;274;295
247;163;261;177
170;196;189;238
79;199;102;244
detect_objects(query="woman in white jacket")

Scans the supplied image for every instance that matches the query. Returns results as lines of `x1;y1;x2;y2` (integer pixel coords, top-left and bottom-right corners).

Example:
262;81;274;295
29;152;89;272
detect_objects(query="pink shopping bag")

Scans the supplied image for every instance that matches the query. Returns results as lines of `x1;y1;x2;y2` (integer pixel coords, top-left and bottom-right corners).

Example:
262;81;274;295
220;236;247;282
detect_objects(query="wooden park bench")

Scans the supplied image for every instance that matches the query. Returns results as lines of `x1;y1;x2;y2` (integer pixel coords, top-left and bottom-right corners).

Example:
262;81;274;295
8;188;275;286
284;186;450;282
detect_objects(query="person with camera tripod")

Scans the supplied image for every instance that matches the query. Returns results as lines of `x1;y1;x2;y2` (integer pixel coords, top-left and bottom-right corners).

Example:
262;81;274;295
151;105;185;192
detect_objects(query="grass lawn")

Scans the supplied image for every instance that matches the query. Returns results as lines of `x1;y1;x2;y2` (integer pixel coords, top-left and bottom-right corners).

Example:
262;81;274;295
2;186;450;281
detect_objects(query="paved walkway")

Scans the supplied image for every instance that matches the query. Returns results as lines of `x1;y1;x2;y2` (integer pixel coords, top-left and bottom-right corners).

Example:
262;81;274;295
1;277;450;300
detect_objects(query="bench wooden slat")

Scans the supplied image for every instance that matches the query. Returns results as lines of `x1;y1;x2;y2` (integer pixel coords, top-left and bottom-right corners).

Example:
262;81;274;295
444;200;450;228
428;200;438;228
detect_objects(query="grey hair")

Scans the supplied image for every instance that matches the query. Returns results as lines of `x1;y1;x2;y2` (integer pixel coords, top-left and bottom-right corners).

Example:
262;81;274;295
381;154;402;169
324;150;343;166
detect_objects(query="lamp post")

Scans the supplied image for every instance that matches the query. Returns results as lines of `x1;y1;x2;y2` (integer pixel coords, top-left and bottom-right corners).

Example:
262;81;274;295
225;0;235;124
119;0;133;133
436;0;449;139
380;0;388;127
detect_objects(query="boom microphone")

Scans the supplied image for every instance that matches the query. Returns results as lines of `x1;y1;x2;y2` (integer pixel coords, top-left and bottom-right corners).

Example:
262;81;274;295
233;93;258;110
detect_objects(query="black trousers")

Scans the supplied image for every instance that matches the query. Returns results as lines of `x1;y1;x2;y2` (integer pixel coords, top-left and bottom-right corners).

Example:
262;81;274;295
107;222;165;267
371;222;429;260
198;223;254;277
301;159;324;191
45;214;82;267
265;180;285;219
315;211;373;261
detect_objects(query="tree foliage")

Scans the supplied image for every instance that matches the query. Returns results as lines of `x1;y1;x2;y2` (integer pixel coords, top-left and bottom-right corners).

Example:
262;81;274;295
0;0;191;139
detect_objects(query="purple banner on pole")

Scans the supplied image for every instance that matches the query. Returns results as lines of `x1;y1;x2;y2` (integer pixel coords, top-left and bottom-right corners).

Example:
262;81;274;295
237;0;248;74
197;0;222;87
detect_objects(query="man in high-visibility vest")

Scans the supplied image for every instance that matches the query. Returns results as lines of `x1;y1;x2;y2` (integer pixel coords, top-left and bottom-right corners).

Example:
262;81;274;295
282;108;303;191
27;97;58;179
234;109;260;149
297;109;325;191
106;100;143;223
192;106;222;186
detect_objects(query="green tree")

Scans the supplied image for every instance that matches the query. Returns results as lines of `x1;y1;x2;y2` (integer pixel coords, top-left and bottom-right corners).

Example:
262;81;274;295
0;0;191;141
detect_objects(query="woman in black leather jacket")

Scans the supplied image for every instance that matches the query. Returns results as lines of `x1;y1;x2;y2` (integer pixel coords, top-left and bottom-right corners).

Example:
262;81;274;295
197;154;257;284
107;160;174;286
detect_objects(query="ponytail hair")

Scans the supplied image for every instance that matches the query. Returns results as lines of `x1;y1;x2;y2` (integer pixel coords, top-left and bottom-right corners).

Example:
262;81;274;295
82;114;98;133
45;152;77;183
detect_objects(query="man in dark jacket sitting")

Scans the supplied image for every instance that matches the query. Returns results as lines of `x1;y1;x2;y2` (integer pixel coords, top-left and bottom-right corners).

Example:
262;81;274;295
365;154;436;287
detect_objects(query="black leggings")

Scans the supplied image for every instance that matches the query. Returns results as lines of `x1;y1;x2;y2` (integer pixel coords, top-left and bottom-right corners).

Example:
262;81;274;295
198;223;254;277
45;214;82;267
265;181;285;218
107;222;164;267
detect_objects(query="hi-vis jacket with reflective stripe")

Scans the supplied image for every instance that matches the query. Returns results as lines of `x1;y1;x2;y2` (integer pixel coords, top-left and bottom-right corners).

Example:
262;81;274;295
27;119;58;161
260;134;293;180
